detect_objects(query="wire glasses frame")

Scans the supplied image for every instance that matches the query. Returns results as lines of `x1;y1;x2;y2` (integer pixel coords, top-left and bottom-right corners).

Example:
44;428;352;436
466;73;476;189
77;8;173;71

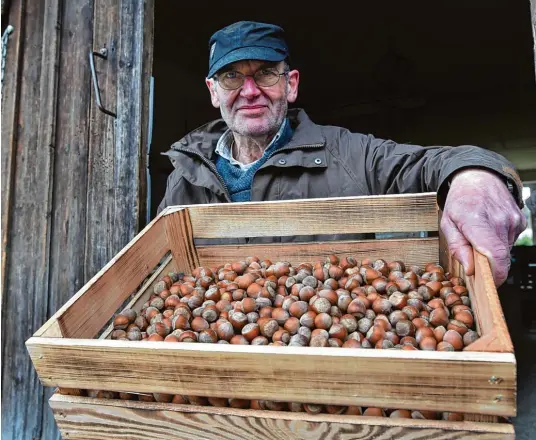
215;68;289;90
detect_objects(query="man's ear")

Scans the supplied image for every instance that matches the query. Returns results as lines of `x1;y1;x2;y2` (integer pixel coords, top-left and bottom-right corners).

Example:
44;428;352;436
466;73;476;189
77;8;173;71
205;78;220;108
286;69;300;103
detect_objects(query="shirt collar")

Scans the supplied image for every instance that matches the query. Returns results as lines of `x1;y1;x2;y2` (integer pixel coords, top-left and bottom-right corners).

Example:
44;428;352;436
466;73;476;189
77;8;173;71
215;118;290;170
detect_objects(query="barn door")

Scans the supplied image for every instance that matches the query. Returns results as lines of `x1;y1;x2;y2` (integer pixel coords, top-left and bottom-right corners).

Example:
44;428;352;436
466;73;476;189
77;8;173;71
86;0;154;278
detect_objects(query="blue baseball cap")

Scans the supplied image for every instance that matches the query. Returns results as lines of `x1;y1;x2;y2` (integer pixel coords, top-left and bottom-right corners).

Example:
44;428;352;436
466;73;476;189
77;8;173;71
207;21;289;78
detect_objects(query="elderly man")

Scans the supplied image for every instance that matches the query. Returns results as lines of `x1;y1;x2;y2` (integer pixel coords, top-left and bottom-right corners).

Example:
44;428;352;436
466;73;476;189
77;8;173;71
158;21;526;286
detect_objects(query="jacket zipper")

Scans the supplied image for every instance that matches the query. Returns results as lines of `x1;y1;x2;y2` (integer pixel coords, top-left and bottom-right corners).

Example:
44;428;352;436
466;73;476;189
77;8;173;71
174;142;325;202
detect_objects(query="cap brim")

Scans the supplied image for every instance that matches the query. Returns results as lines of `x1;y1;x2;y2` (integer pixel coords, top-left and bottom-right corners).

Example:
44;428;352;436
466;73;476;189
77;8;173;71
208;46;286;78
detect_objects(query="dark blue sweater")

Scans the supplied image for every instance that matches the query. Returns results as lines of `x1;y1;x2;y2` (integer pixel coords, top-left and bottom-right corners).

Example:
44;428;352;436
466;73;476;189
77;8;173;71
215;120;293;202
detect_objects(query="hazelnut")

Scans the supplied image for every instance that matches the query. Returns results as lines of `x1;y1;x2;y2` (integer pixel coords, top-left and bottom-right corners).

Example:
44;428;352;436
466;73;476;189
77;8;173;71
429;308;449;327
390;409;412;418
230;335;249;345
299;311;317;329
171;395;189;404
242;323;260;342
437;341;455;351
178;331;198;343
251;336;269;345
259;319;279;338
443;330;463;350
419;336;437;351
447;319;468;336
229;399;250;409
303;404;324;414
395;320;415;338
113;314;130;330
198;329;218;343
328;323;348;340
363;407;386;417
463;330;479;347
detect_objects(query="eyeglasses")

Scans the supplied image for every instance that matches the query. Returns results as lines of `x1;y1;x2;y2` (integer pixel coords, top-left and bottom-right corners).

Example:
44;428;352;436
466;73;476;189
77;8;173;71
215;67;288;90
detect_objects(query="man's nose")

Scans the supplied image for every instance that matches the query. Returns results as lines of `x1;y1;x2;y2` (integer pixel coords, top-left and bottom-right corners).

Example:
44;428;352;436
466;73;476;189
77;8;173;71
240;76;261;98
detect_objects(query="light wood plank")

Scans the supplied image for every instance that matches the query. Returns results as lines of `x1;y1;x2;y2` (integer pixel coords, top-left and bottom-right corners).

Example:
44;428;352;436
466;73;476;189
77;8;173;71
27;338;516;416
197;237;439;269
49;394;515;440
464;251;513;353
34;215;169;340
99;255;176;340
183;193;438;239
165;209;200;274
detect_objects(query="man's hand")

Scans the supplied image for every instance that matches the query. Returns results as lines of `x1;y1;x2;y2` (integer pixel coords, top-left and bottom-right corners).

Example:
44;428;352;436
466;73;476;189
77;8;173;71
440;169;527;286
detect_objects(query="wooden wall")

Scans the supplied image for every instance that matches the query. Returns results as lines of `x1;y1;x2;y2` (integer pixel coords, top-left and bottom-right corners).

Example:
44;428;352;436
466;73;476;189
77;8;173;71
0;0;153;438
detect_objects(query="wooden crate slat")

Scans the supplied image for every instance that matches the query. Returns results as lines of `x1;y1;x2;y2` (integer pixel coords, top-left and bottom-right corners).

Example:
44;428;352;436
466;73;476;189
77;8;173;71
464;251;513;353
183;193;438;239
35;215;169;339
197;237;439;268
164;209;199;274
27;339;516;416
49;394;515;440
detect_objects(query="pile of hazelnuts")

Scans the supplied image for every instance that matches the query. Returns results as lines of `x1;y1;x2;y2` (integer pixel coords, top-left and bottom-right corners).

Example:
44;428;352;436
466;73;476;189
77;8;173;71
83;389;464;420
111;255;479;352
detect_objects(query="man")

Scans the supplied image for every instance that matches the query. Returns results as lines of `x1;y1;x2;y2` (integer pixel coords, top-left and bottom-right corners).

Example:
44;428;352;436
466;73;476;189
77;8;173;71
158;21;526;286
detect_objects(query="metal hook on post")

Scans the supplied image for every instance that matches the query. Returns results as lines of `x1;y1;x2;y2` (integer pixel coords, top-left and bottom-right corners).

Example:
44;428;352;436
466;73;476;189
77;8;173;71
89;48;117;118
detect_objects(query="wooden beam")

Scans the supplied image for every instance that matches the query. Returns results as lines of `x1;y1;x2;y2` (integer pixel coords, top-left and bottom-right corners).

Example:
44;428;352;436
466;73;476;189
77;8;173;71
27;339;516;416
48;394;515;440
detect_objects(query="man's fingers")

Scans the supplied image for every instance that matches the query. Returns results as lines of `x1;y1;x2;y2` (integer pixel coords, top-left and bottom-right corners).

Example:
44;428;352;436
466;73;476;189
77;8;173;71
440;216;475;276
459;223;511;286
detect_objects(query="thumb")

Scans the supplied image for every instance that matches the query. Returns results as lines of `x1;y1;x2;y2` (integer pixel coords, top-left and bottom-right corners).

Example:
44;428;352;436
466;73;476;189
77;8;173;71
440;215;475;276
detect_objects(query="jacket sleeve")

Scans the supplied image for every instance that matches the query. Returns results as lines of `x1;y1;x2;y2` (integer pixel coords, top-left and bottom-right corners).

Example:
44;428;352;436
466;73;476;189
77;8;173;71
156;170;181;215
352;134;524;209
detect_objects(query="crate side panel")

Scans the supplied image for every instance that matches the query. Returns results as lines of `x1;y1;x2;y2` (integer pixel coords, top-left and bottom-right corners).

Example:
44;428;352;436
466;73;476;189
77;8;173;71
187;194;438;239
49;395;515;440
99;256;177;340
46;216;169;339
197;238;439;268
28;340;516;416
463;251;513;353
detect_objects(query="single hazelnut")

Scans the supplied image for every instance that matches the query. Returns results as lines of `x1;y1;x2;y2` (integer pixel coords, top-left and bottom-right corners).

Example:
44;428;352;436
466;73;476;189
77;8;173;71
463;330;479;347
443;329;463;350
419;336;437;351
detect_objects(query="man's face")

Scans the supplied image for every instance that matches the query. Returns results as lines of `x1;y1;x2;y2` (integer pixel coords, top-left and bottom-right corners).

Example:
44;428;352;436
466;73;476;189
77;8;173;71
206;60;299;137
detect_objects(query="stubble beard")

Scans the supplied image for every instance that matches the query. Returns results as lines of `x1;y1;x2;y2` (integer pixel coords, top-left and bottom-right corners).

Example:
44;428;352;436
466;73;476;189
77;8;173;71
221;98;288;138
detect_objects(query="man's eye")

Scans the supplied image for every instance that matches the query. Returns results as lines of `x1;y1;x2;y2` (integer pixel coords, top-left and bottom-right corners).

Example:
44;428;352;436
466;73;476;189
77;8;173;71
224;71;238;79
259;69;275;76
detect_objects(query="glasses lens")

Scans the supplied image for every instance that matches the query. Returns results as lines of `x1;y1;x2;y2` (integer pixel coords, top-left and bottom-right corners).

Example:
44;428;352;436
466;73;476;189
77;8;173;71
218;71;244;90
254;69;280;87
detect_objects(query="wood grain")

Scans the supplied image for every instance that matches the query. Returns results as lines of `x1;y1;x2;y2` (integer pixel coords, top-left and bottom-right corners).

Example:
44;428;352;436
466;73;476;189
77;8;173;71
85;0;120;280
36;215;168;339
49;394;515;440
197;237;439;269
27;338;516;416
165;209;200;274
1;1;62;438
464;251;513;353
0;0;23;295
185;193;438;239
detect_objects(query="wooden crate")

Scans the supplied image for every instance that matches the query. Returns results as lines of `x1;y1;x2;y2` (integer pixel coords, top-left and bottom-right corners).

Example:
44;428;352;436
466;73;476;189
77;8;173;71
26;193;516;439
